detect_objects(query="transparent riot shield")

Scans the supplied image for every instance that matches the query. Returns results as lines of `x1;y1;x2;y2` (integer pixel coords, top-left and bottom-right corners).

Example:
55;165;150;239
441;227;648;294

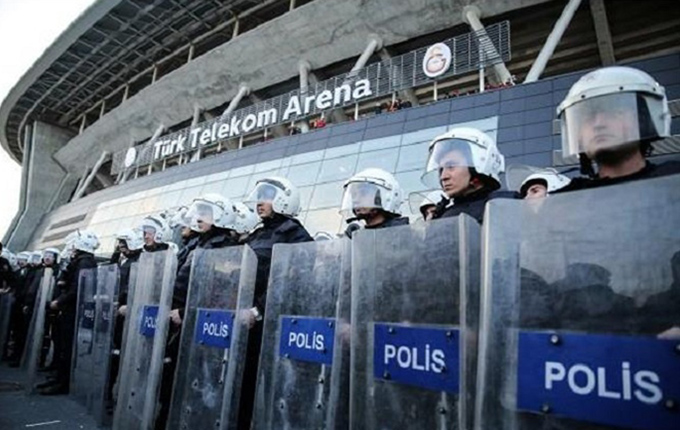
113;251;177;430
350;216;481;429
166;246;257;430
252;238;351;430
475;174;680;430
23;268;55;395
71;268;97;408
91;264;120;426
0;292;14;359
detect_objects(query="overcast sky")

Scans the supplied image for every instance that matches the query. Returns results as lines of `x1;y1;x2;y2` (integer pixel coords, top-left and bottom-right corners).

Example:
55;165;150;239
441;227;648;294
0;0;97;245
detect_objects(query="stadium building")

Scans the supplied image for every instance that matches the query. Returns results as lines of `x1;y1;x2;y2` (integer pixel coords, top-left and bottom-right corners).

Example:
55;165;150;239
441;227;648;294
1;0;679;256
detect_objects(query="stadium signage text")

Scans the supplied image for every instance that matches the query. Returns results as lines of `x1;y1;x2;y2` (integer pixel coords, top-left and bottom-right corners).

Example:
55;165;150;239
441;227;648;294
152;78;373;161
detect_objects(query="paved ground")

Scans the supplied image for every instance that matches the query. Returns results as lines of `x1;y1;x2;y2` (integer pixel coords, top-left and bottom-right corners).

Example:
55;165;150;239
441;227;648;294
0;364;99;430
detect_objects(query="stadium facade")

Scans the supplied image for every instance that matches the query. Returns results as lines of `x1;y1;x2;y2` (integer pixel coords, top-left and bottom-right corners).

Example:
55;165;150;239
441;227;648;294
1;0;679;256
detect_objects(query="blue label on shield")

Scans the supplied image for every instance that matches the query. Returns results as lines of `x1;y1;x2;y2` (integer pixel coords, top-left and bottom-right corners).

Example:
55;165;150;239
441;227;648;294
518;331;680;430
194;309;234;349
81;301;95;329
373;324;459;393
279;316;335;365
139;305;158;337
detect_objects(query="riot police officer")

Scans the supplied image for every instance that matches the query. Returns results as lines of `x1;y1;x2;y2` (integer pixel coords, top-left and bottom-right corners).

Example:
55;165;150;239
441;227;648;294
518;168;571;199
239;176;313;428
555;66;680;192
139;214;172;253
39;230;98;395
417;190;447;221
422;127;509;223
340;168;409;232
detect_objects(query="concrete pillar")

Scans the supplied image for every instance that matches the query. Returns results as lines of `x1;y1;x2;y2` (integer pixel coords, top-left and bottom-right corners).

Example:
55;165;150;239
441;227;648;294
462;6;512;84
4;121;75;251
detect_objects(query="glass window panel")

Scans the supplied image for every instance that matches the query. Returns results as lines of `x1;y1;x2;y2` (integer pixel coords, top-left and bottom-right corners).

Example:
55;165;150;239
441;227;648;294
199;180;226;196
228;164;255;178
184;176;208;188
166;181;187;192
290;149;323;166
396;141;430;172
156;189;182;211
177;186;202;206
298;186;314;213
401;126;447;146
309;181;344;210
254;159;282;173
361;135;401;152
221;175;250;199
355;148;399;173
324;142;360;159
303;208;343;236
286;162;321;187
317;154;358;183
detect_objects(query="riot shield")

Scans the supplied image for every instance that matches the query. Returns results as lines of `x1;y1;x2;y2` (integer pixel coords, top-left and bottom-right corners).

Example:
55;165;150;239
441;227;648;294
113;251;177;430
23;268;55;395
252;238;351;430
0;292;15;359
475;174;680;430
350;216;481;429
91;264;120;426
71;268;97;408
166;246;257;430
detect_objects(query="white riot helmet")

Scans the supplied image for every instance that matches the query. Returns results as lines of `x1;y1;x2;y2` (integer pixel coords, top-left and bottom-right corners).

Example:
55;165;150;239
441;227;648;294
2;249;17;271
42;248;60;265
557;66;670;161
519;169;571;198
245;176;301;217
340;168;403;217
17;251;30;266
423;127;505;192
187;193;237;232
168;206;191;229
29;251;43;266
313;231;334;241
116;228;145;251
139;214;172;244
73;230;100;254
416;190;447;217
233;202;261;234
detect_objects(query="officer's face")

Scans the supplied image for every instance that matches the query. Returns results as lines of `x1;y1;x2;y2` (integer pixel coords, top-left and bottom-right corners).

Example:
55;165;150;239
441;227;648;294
43;255;55;266
525;183;548;200
180;226;193;239
257;201;274;218
118;240;130;256
579;106;637;158
143;227;156;246
439;150;472;198
423;205;437;221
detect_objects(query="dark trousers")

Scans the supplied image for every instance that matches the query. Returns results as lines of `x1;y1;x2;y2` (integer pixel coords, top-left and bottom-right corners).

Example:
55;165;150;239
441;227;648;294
237;323;263;430
154;324;181;430
56;313;76;388
107;313;125;403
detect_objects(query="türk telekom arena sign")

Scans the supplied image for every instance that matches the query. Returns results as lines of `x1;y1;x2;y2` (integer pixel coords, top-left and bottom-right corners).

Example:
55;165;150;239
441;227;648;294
114;21;510;173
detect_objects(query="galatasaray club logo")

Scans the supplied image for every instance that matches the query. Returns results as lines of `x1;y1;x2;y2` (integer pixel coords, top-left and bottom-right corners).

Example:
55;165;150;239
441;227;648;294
422;43;452;78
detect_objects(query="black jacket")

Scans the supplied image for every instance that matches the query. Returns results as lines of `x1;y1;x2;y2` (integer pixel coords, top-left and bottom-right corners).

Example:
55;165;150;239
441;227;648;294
172;228;240;314
555;160;680;193
0;257;14;290
432;189;516;224
118;251;141;307
247;215;313;313
55;252;97;315
16;266;40;306
365;216;410;230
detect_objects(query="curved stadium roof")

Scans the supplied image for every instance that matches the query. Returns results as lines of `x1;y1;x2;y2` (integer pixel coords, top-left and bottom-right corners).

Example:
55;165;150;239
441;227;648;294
0;0;296;163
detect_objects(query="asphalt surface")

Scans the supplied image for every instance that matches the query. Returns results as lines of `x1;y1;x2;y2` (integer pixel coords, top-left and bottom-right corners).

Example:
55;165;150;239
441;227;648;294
0;363;99;430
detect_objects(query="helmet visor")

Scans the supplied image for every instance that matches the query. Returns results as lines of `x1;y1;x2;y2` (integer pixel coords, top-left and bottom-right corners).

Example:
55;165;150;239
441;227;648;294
561;92;664;159
244;182;281;208
187;201;221;232
422;139;475;188
340;182;386;215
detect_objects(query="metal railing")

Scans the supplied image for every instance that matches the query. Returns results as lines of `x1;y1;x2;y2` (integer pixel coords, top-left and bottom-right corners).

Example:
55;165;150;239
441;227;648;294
111;21;511;174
